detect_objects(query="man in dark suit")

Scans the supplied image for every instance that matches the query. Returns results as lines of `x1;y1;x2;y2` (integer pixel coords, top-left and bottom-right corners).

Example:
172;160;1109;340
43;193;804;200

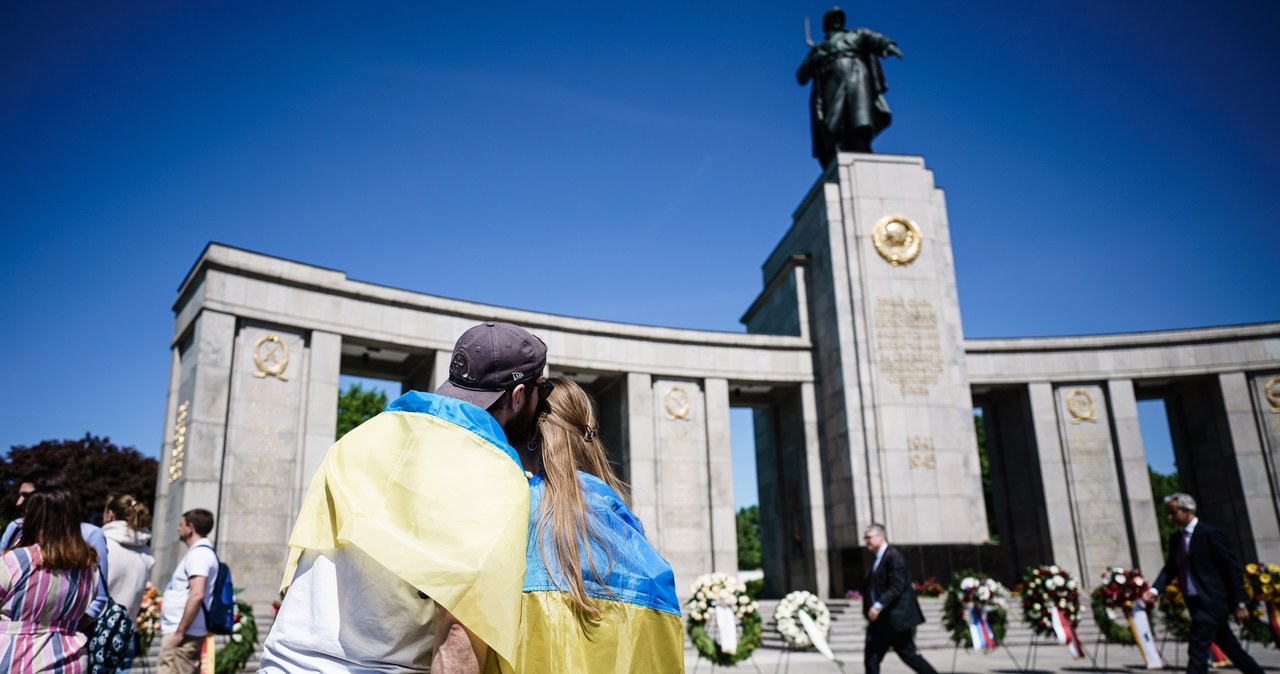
862;523;938;674
1142;493;1264;674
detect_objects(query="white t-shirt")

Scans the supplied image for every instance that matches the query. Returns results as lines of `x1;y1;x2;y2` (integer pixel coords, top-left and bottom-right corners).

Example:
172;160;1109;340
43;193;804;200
259;546;437;673
160;539;219;636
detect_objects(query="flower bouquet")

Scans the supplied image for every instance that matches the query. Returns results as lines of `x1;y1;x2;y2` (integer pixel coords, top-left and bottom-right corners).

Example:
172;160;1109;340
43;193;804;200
914;576;945;598
136;582;162;655
686;573;761;666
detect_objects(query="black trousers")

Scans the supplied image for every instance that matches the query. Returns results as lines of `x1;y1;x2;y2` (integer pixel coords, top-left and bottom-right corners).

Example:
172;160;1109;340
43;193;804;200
865;621;938;674
1185;597;1263;674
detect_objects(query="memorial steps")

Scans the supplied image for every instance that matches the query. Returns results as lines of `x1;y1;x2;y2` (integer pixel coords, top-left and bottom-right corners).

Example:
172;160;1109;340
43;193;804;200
753;597;1104;654
133;611;275;672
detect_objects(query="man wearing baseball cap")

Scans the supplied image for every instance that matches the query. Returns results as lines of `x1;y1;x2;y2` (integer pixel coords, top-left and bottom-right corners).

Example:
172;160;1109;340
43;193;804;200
261;322;548;674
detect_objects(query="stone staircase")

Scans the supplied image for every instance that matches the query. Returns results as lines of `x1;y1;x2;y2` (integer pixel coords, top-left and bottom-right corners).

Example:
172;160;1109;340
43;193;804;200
130;612;275;673
756;597;1102;654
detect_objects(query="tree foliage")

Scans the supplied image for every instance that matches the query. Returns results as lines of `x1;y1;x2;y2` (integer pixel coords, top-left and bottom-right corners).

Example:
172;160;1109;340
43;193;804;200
1148;465;1181;554
337;383;390;439
736;505;761;570
974;413;997;540
1;434;159;528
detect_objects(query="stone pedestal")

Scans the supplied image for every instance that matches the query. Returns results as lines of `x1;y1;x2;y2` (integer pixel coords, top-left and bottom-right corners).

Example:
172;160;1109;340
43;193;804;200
748;152;988;591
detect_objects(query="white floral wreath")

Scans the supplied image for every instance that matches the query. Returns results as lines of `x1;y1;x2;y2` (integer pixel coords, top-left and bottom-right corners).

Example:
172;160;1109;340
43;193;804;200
773;590;831;648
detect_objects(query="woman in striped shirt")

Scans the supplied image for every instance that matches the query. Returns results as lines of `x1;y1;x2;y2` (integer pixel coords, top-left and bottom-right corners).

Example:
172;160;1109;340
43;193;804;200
0;480;100;673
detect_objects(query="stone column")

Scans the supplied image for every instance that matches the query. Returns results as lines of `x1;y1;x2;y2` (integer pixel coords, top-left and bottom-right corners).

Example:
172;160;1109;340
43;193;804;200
1106;379;1163;573
1224;373;1280;561
799;382;831;598
625;373;658;538
1250;372;1280;562
1026;383;1081;573
651;378;711;596
295;331;341;515
150;347;183;585
153;309;236;580
703;378;737;574
1051;384;1129;582
219;323;308;606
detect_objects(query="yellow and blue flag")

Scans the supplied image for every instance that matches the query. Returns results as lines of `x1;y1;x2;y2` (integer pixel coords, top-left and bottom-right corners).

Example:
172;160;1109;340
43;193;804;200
499;472;685;673
283;391;530;668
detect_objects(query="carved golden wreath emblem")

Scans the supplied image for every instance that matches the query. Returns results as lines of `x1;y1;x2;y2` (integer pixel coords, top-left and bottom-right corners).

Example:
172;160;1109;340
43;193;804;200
872;215;922;266
253;334;290;381
1264;375;1280;413
664;386;691;421
1066;388;1095;423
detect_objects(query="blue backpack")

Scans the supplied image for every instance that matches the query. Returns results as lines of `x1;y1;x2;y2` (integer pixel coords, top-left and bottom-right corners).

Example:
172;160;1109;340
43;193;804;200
199;543;237;635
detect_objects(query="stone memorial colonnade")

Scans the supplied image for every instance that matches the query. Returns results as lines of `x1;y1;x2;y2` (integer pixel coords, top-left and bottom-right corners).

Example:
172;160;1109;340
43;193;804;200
153;153;1280;610
152;242;823;607
968;325;1280;583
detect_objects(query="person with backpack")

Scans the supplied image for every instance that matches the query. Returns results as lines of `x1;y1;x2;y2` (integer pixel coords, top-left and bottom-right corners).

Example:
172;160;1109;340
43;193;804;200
158;509;218;674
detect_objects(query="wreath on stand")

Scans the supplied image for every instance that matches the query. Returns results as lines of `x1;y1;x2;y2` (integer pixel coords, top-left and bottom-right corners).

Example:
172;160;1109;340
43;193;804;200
773;591;831;649
1157;580;1191;640
1241;562;1280;648
941;571;1010;649
686;573;762;666
1090;567;1151;645
215;599;259;674
1020;565;1082;637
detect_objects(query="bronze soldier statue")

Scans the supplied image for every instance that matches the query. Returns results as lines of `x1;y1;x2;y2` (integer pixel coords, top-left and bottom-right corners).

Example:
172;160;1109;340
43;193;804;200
797;7;903;166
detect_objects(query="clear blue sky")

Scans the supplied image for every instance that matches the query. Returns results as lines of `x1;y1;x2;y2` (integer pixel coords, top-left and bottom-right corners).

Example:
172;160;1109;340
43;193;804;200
2;2;1276;508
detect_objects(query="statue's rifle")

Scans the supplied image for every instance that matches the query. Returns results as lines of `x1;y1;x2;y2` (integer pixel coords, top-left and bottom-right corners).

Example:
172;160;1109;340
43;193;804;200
804;17;815;47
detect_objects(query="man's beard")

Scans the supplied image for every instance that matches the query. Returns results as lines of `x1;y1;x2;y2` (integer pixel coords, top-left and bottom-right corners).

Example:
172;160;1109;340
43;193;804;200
502;390;541;448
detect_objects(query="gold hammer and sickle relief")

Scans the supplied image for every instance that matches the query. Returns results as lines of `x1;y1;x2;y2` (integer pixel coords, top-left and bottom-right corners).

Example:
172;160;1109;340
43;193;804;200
1066;388;1096;423
253;334;290;381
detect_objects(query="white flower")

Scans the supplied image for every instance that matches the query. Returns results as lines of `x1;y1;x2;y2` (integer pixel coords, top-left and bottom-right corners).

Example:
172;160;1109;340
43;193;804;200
1116;575;1127;585
231;633;243;643
1049;565;1060;574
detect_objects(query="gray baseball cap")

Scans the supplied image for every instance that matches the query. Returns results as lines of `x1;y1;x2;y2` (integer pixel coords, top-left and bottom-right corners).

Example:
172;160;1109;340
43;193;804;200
435;322;547;409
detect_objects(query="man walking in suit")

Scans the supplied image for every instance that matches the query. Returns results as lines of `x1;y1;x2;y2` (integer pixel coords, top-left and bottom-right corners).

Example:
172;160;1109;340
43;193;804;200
862;523;939;674
1142;493;1264;674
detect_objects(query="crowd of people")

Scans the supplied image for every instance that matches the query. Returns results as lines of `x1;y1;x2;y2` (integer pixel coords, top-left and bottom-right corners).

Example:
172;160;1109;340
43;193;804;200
0;470;155;672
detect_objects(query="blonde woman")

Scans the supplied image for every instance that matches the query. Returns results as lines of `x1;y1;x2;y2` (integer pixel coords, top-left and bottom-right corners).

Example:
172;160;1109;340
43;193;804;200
101;495;155;618
504;378;683;673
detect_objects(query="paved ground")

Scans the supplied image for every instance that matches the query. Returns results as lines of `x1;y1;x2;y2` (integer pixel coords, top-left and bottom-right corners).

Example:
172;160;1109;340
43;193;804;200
684;641;1280;674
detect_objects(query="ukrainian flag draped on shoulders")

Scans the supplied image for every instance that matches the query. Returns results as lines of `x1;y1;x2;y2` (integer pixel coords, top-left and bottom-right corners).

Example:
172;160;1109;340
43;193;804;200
496;471;684;673
283;391;530;668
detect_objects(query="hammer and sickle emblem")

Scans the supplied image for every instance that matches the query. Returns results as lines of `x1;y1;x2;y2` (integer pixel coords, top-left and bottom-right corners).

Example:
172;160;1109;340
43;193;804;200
1066;388;1095;423
1265;375;1280;413
664;386;691;421
253;334;290;381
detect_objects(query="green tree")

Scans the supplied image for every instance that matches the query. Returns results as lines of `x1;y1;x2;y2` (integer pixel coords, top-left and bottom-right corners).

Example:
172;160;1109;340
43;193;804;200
736;505;762;570
974;413;997;541
0;434;159;528
337;383;391;439
1148;466;1180;555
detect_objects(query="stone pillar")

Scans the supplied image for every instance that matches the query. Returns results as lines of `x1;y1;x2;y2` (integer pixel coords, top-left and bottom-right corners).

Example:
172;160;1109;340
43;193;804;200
1250;372;1280;562
1027;383;1081;573
1105;379;1164;574
703;378;737;574
1224;373;1280;562
153;310;236;582
799;382;831;599
295;331;341;516
1051;384;1130;582
150;347;183;585
427;350;454;392
651;377;711;596
219;324;309;606
625;373;658;538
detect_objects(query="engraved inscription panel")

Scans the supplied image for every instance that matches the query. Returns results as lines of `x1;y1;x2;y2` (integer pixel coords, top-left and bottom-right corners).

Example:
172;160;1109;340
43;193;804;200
873;297;943;395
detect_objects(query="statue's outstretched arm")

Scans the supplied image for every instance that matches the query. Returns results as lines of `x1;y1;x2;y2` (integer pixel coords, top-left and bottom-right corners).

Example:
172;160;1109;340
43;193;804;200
886;43;904;59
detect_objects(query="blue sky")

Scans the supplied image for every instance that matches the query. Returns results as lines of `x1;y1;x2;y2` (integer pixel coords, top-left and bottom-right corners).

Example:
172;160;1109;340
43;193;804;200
2;1;1276;508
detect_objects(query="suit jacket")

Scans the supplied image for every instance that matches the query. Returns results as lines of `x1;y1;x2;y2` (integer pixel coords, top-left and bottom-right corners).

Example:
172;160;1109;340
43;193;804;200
1153;519;1247;618
862;545;926;632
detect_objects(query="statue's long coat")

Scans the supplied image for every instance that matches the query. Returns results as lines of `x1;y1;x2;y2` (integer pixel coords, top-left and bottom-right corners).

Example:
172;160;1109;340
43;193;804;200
797;28;895;164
